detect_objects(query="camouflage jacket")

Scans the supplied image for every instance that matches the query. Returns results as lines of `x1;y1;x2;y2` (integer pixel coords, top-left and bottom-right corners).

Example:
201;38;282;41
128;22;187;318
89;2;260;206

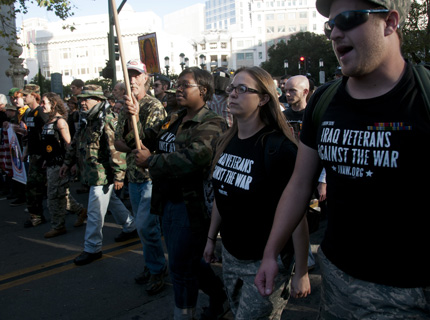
115;94;166;183
64;101;126;186
124;105;228;231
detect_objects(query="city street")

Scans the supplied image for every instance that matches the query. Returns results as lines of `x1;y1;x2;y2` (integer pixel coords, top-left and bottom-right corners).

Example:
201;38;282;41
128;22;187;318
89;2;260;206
0;181;324;320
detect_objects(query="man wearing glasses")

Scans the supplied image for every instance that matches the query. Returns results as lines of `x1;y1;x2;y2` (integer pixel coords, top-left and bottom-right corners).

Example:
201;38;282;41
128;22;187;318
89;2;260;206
256;0;430;318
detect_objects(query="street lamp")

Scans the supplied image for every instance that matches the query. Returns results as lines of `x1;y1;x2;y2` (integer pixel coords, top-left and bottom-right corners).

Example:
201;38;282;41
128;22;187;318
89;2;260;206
164;56;170;76
199;54;206;70
319;58;325;85
179;53;185;70
284;59;288;75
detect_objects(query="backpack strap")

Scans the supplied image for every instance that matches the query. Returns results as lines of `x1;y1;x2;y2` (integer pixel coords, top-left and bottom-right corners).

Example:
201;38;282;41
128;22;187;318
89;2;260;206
263;131;286;176
311;78;342;130
412;63;430;119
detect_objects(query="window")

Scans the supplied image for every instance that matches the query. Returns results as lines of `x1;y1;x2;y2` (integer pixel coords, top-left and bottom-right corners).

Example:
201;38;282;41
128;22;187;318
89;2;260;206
266;14;274;20
289;25;297;32
76;47;89;58
266;26;274;33
78;67;89;75
277;13;285;21
60;48;71;60
278;26;285;32
43;67;51;78
258;52;263;59
237;52;253;60
62;69;72;76
42;50;49;62
94;45;106;57
299;12;307;18
221;42;227;49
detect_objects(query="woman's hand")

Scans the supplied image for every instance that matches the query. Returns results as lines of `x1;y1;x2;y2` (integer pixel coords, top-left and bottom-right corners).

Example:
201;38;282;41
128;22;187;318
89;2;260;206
203;239;218;263
317;182;327;202
291;271;311;299
132;141;151;168
59;164;69;178
114;180;124;190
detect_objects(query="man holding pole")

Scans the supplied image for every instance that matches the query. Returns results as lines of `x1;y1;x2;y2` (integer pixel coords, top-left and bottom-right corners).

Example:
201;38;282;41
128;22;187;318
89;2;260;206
114;59;168;294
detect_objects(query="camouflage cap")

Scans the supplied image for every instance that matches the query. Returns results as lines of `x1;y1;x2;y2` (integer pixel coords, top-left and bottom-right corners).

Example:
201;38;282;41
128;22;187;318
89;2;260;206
22;84;40;95
77;84;107;100
316;0;411;26
5;104;17;111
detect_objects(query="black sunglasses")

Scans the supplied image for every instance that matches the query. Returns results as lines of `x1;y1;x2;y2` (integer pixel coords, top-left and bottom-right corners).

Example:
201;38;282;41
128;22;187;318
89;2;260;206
324;9;389;39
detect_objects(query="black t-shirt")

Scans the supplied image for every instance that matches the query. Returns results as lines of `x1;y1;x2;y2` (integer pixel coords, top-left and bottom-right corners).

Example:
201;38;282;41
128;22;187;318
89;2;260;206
26;106;49;155
213;127;297;260
283;107;305;141
301;62;430;288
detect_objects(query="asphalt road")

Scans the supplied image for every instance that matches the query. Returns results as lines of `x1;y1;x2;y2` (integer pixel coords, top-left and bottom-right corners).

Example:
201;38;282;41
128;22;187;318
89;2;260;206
0;181;324;320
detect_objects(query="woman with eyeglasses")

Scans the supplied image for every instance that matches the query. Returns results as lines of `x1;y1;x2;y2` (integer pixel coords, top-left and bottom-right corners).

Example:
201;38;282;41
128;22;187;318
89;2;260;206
124;67;228;320
203;66;311;319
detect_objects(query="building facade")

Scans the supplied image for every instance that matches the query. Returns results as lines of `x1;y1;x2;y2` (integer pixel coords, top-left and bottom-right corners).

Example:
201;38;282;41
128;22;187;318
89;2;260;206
19;1;325;84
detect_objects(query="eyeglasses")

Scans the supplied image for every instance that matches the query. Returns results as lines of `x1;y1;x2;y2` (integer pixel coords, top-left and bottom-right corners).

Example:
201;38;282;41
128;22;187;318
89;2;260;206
225;84;260;95
174;82;200;90
324;9;389;39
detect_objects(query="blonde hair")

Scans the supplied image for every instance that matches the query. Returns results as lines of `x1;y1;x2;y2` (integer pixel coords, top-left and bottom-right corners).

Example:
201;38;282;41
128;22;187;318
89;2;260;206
212;66;297;171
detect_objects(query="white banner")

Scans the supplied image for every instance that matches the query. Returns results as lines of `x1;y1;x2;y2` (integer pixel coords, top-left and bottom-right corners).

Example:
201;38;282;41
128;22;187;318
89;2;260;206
7;126;27;185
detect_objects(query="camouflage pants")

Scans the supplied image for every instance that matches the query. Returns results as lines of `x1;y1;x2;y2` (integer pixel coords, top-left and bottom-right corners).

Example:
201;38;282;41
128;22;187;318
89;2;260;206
317;247;430;320
25;155;46;215
222;246;291;320
46;165;83;230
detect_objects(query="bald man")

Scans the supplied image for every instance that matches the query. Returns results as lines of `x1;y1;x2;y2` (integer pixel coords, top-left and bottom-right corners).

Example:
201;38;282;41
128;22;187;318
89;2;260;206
282;75;309;140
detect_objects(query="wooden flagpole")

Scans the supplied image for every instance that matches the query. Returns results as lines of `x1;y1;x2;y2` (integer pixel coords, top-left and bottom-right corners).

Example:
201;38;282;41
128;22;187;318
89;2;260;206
110;0;141;150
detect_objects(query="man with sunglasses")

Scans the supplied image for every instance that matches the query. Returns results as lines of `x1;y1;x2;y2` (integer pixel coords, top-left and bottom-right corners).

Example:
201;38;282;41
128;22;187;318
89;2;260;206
152;73;171;107
256;0;430;318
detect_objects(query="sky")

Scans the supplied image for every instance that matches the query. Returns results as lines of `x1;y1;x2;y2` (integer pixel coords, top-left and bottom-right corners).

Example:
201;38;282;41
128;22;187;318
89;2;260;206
16;0;206;25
